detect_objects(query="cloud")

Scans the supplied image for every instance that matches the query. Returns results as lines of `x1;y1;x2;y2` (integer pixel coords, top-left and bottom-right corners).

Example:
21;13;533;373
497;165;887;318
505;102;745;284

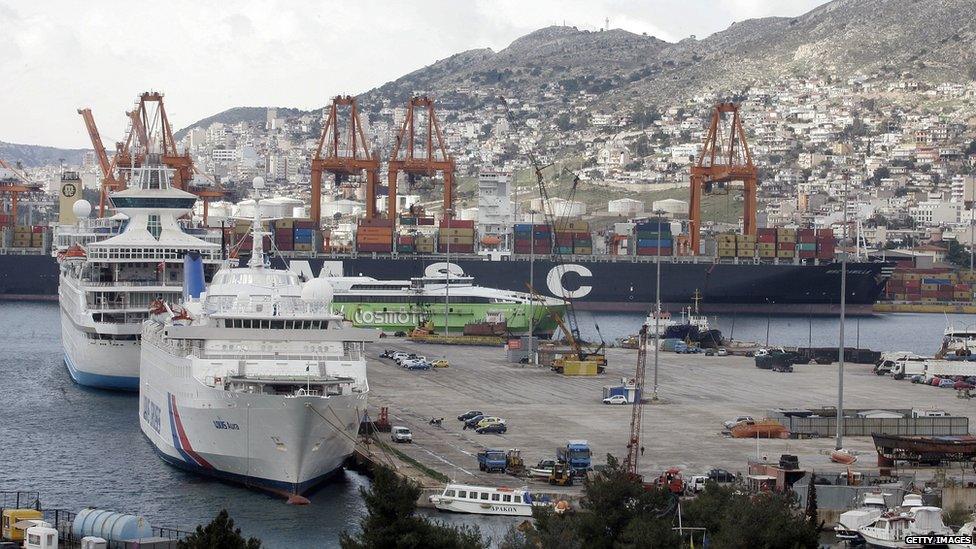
0;0;830;148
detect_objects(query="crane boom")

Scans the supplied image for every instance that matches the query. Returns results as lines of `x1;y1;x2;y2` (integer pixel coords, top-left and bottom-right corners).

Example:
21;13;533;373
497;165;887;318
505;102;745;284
77;108;114;180
625;325;649;477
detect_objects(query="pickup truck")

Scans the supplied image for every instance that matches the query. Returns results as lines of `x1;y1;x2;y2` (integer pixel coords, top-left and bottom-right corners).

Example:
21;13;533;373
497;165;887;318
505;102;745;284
477;448;507;473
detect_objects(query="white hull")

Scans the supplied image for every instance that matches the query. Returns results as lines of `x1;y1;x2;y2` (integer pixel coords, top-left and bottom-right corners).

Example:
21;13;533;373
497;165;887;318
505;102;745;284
60;297;140;390
139;338;365;495
430;496;535;517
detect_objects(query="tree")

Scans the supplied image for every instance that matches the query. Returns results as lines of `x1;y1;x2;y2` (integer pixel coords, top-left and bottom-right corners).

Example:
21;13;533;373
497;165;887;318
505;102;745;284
804;474;820;531
178;509;261;549
340;465;485;549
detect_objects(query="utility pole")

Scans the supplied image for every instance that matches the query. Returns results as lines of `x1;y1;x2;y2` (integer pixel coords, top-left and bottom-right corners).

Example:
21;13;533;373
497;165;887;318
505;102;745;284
836;174;849;451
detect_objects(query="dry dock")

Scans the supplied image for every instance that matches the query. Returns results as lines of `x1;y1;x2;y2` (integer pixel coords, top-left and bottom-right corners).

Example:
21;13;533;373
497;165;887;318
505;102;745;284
364;341;976;493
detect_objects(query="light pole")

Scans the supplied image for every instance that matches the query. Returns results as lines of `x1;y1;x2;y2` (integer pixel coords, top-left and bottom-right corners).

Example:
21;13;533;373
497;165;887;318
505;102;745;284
444;208;454;336
836;174;849;451
652;209;665;402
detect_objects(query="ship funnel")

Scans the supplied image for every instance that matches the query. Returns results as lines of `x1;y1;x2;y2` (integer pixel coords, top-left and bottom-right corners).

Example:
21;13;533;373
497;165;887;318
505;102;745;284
183;251;206;300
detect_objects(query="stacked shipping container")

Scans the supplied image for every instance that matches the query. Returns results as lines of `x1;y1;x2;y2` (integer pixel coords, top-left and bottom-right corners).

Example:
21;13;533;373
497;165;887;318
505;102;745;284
884;269;976;303
553;220;591;255
356;218;394;253
634;218;672;256
513;223;552;255
438;219;475;253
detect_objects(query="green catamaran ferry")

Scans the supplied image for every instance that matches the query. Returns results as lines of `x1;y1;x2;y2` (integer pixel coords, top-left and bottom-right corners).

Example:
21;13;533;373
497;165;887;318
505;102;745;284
323;264;565;335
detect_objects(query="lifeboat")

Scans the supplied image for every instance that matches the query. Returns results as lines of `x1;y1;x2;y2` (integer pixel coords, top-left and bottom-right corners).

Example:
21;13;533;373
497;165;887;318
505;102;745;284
480;235;502;246
830;448;858;465
58;243;87;260
730;419;789;439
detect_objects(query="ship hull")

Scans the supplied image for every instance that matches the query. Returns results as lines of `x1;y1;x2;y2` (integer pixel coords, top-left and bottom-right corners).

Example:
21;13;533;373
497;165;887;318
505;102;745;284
140;339;363;496
60;298;140;390
4;252;889;314
332;300;560;334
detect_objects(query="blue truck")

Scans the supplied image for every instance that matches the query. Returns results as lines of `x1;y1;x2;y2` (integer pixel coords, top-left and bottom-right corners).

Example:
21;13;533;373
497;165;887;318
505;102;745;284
556;440;592;475
477;448;507;473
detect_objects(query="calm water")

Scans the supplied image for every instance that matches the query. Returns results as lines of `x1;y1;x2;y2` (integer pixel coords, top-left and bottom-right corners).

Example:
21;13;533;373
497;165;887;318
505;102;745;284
0;302;965;547
578;310;976;356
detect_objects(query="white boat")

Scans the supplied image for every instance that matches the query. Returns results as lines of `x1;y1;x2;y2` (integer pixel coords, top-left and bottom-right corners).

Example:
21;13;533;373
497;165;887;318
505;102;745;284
139;209;378;498
859;505;952;548
57;156;221;390
949;518;975;549
834;492;888;540
643;309;677;336
428;484;552;516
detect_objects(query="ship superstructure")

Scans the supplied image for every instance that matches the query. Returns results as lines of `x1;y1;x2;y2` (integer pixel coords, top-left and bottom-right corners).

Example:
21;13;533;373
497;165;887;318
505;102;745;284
58;156;221;390
139;211;377;497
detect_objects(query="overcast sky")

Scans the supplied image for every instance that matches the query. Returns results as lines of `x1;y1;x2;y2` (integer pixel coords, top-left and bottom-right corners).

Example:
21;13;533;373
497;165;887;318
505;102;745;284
0;0;830;148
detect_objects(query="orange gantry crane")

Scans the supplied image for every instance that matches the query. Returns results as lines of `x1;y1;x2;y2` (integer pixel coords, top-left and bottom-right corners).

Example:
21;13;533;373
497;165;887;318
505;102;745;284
310;95;380;228
0;159;42;227
135;92;193;190
78;107;136;216
688;102;758;254
387;96;455;221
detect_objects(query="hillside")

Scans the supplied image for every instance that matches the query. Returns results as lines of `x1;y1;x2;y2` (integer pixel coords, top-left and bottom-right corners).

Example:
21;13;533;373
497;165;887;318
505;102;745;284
0;141;88;168
173;106;309;140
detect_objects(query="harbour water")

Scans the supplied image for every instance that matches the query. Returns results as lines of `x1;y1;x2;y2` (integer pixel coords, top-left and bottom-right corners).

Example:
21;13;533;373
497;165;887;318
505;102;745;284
2;301;969;546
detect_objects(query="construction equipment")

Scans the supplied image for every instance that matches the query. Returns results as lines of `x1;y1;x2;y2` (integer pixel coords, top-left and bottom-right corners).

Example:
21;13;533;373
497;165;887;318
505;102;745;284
624;325;649;478
505;448;526;476
387;96;455;221
548;461;574;486
0;159;43;227
527;284;605;374
310;96;380;227
688;102;758;254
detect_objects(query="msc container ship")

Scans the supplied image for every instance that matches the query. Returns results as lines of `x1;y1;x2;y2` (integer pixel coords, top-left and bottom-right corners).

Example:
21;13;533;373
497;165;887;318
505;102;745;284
1;250;889;315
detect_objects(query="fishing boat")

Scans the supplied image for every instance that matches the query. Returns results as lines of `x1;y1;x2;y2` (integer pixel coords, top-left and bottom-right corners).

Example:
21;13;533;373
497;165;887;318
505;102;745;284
428;484;552;517
830;448;858;465
729;419;790;439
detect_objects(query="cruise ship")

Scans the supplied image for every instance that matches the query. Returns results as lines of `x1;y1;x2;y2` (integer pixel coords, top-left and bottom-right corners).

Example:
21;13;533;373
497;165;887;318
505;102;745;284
322;263;565;334
58;156;221;390
139;212;377;498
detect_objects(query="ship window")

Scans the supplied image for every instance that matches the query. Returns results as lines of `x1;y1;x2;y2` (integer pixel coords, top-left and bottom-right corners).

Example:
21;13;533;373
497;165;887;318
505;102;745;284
491;494;500;501
468;492;478;500
514;495;522;503
444;489;455;497
148;215;162;240
271;320;283;329
502;495;511;502
457;490;466;498
480;493;489;501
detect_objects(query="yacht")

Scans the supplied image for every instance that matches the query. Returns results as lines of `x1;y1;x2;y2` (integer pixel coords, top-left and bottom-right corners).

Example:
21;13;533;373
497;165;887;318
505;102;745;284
58;156;221;390
139;211;377;499
859;502;952;548
940;323;976;360
428;484;553;516
322;263;564;335
834;491;888;541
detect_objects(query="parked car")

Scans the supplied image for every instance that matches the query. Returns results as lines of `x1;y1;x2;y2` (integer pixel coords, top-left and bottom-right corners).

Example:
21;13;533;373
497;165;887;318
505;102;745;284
686;475;709;494
457;410;484;421
431;359;449;368
396;353;420;365
930;377;943;386
379;349;395;359
391;426;413;443
708;468;736;483
910;375;925;384
716;348;728;356
390;352;410;363
772;364;794;373
476;422;508;434
403;359;432;370
705;349;716;356
939;378;957;388
723;416;754;430
953;380;974;390
463;414;487;428
475;416;505;429
602;395;628;405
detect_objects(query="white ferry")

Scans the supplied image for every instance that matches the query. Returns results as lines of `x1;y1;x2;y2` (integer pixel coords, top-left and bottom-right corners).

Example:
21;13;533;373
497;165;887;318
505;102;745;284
139;210;377;499
57;156;221;390
322;263;564;335
428;484;552;517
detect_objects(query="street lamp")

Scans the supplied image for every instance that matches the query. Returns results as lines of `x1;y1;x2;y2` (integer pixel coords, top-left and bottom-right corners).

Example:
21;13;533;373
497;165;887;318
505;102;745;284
444;208;454;336
652;209;666;402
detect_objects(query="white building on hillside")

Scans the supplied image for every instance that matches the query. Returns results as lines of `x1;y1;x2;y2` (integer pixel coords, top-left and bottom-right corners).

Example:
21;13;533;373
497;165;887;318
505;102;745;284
608;198;644;216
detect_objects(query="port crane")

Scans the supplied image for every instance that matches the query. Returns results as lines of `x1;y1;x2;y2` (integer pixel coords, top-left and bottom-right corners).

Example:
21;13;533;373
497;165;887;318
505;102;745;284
310;96;380;227
0;159;42;227
78;107;137;216
387;96;455;221
688;102;757;254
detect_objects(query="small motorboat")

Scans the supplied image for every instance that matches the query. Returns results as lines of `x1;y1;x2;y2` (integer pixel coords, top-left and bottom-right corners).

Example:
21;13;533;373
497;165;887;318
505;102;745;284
830;448;858;465
529;459;556;478
834;491;887;541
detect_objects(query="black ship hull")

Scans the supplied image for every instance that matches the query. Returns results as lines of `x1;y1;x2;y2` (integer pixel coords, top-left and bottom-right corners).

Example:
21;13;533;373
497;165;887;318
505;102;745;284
0;252;889;315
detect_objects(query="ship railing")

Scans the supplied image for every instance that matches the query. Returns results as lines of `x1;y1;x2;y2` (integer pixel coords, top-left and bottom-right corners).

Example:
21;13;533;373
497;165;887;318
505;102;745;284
189;351;362;362
84;280;182;288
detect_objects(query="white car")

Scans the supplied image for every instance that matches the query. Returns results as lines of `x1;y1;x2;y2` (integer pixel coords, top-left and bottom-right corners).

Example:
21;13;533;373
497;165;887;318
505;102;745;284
723;416;754;430
391;352;410;363
716;348;728;356
602;395;628;405
394;354;418;365
391;426;413;443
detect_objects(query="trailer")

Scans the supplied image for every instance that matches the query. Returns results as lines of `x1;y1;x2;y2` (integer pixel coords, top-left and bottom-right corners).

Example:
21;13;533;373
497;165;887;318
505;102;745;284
923;360;976;381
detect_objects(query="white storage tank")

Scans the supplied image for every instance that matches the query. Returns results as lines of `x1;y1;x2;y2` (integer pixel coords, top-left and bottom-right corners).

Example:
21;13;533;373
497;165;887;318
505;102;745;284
72;509;152;544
